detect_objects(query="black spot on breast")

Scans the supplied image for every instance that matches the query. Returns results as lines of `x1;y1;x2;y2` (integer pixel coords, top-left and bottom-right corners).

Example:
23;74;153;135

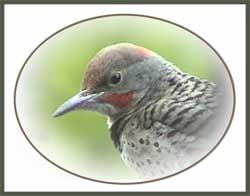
154;142;159;148
139;138;144;144
147;159;152;164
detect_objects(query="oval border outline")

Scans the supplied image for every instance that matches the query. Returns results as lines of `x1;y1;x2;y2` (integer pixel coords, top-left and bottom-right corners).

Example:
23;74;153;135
13;13;236;185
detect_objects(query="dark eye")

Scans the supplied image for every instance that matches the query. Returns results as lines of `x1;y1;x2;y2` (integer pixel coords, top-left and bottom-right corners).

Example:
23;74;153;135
110;72;122;85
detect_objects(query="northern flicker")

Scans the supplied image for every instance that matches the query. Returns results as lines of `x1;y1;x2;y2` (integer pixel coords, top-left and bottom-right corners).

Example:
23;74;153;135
53;43;229;180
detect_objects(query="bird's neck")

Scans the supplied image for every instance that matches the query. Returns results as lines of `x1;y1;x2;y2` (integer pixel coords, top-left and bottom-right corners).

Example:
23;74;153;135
108;64;187;149
109;62;186;122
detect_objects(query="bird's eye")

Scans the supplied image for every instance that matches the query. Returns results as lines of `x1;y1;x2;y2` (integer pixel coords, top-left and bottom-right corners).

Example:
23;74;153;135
110;72;122;85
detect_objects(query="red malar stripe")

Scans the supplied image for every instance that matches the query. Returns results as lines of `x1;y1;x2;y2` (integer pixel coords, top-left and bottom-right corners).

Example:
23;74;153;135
104;92;134;108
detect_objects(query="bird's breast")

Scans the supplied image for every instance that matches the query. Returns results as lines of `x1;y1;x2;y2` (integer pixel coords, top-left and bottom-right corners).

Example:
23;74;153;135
118;117;196;179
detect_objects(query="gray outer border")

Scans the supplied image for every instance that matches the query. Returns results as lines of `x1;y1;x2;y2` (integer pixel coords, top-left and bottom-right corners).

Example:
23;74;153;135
0;1;4;195
1;1;249;195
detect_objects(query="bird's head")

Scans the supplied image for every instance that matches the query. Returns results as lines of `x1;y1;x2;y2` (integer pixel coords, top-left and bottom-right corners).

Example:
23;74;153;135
53;43;167;119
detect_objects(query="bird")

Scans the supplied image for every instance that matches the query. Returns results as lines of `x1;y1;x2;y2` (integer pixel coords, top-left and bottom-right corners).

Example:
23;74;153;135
53;43;228;180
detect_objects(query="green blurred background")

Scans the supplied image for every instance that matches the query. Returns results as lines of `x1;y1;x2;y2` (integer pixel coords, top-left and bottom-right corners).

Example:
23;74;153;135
16;15;224;182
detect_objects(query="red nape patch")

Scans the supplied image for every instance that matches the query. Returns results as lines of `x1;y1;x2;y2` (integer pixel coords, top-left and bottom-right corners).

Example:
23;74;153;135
138;47;153;57
103;92;134;108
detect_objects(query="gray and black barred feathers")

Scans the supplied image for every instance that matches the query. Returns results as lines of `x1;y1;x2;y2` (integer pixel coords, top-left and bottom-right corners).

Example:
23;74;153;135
110;61;224;151
110;62;225;178
156;66;222;136
137;60;223;135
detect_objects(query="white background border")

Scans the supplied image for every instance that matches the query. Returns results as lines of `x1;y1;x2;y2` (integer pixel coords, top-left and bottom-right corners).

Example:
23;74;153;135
4;4;246;192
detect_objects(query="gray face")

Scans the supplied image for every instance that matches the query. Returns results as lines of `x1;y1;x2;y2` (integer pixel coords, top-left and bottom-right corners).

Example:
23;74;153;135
82;44;153;91
111;56;168;93
86;57;161;93
53;44;167;118
83;44;169;93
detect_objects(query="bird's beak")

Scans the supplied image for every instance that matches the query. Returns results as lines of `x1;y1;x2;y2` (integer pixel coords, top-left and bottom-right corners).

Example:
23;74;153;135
52;90;104;117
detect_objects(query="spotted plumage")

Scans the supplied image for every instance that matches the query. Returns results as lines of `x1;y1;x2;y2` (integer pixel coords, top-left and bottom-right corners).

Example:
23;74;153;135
53;43;229;180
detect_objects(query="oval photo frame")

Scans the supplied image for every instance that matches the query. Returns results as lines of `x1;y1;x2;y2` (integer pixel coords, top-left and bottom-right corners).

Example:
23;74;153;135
14;14;235;184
